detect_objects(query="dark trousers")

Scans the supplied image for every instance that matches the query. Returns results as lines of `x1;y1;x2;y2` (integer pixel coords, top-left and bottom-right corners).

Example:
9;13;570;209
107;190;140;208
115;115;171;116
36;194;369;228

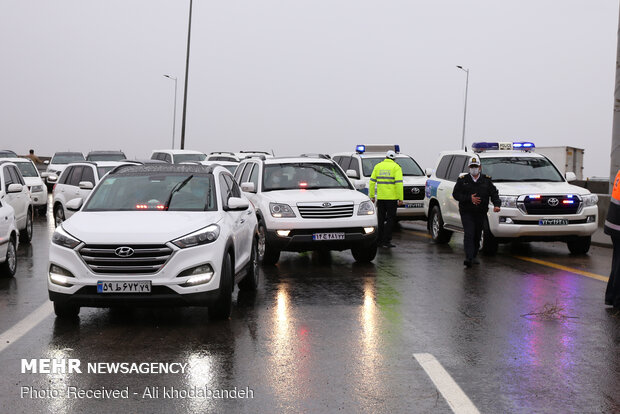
605;235;620;307
460;210;485;261
377;200;398;244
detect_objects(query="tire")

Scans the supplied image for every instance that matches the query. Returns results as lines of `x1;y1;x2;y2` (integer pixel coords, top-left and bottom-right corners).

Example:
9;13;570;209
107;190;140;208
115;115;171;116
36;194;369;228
238;238;260;291
0;236;17;277
37;205;47;216
209;252;233;320
262;246;281;266
567;236;591;255
481;218;498;256
19;209;33;244
53;302;80;318
54;204;65;228
429;205;452;244
351;243;377;263
257;221;267;262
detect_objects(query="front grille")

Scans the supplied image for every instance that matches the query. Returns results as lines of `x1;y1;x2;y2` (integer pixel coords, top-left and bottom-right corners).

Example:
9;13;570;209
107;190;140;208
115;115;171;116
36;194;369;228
521;195;581;215
297;202;354;219
79;244;173;274
403;186;425;201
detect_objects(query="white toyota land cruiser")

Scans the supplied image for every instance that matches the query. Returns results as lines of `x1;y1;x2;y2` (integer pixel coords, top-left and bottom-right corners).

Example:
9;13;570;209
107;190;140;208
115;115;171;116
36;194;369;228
48;164;259;320
424;142;598;255
234;155;378;265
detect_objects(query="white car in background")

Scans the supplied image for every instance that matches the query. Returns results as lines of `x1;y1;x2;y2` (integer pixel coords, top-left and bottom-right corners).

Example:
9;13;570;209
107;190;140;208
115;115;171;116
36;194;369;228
44;152;85;188
4;158;48;215
0;200;18;277
234;155;378;265
48;164;259;319
235;151;274;160
52;161;133;226
0;161;33;243
151;149;207;164
206;152;240;163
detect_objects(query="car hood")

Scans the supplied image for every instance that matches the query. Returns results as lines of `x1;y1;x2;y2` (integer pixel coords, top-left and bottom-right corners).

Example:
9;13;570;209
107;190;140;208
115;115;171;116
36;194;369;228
494;181;590;196
46;164;68;173
23;177;44;187
62;211;222;244
260;188;370;204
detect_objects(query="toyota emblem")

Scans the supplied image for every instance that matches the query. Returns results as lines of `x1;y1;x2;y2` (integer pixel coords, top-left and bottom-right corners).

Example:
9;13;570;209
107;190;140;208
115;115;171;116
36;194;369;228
322;202;332;208
115;247;135;257
547;198;559;207
411;187;420;195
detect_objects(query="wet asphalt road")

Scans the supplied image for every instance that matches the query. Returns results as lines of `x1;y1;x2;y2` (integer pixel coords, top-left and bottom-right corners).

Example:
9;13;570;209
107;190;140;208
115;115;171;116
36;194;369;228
0;209;619;414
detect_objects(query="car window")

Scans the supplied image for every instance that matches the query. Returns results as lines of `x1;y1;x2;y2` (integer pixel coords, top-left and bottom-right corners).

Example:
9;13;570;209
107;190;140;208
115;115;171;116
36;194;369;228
51;153;84;164
240;163;253;183
348;157;360;175
14;161;38;178
332;156;342;165
164;154;172;163
447;156;469;181
3;166;14;189
224;174;241;198
234;163;247;181
263;162;352;191
219;175;231;209
59;167;72;185
13;167;25;185
249;163;259;189
81;166;95;184
151;153;160;160
341;156;353;171
435;156;452;180
67;166;84;187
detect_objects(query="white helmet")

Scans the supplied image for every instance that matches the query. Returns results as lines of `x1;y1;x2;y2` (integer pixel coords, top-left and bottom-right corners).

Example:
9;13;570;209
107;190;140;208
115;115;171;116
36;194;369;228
386;150;396;159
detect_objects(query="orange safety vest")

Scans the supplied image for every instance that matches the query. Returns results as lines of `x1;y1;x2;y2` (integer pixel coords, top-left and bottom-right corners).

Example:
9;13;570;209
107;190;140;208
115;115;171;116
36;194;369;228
605;170;620;236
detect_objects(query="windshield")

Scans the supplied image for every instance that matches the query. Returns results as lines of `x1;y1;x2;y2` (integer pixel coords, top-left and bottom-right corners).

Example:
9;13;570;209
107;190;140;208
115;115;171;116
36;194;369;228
88;153;126;161
209;156;238;163
481;157;564;182
14;162;39;177
174;154;207;163
51;154;85;164
0;151;17;158
84;174;217;211
224;165;237;174
361;157;424;176
263;163;352;191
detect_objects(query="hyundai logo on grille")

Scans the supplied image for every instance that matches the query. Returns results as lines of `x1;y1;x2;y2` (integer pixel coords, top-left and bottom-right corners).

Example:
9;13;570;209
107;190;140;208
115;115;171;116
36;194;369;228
115;247;135;257
411;187;420;194
322;202;332;208
547;198;559;207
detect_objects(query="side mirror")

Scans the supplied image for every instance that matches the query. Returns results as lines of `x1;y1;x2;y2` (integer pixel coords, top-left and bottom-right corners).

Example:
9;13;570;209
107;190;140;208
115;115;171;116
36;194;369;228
425;168;434;178
240;182;256;193
227;197;249;211
565;172;577;182
7;183;23;193
41;172;50;179
79;181;94;190
354;182;367;191
66;198;84;211
47;174;58;183
44;160;49;165
346;169;360;179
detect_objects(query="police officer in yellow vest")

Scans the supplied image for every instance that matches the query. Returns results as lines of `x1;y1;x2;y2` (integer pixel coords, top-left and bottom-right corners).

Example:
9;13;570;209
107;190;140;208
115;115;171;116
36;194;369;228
605;170;620;309
369;150;404;248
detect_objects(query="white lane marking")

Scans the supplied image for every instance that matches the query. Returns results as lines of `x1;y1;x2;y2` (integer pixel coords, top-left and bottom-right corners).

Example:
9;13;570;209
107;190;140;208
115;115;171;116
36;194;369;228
0;301;53;354
413;353;480;414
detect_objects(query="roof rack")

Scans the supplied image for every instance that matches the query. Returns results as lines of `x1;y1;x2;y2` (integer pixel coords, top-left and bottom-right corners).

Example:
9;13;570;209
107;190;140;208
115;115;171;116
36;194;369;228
242;154;266;160
209;151;236;156
239;150;270;155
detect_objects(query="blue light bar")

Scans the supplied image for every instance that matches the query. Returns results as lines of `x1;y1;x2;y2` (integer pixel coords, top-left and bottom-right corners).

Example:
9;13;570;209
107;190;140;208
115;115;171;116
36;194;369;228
356;145;366;154
394;145;401;153
472;142;499;152
513;141;535;149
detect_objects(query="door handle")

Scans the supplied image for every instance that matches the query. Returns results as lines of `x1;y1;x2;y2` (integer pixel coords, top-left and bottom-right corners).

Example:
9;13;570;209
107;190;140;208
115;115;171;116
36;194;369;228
239;219;245;224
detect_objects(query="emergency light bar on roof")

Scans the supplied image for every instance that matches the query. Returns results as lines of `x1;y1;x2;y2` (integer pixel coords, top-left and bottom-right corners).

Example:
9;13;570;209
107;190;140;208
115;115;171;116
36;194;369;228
472;141;535;153
355;144;400;154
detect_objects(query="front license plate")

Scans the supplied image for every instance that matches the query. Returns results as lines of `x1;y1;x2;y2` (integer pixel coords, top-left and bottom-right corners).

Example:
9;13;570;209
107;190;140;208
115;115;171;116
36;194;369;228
313;232;345;241
404;203;424;208
539;219;569;226
97;281;152;293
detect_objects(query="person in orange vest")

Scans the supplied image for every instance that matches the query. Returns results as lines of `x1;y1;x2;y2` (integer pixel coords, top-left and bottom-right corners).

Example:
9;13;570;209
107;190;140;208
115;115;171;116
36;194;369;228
605;170;620;309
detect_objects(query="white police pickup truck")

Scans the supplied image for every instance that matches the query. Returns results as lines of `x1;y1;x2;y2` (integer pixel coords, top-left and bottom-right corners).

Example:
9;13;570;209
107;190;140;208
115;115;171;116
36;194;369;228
332;145;427;220
424;141;598;255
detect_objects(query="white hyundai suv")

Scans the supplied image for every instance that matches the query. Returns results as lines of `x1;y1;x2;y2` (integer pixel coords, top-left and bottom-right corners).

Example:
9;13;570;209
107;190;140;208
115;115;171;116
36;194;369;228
332;145;428;221
48;164;259;319
234;155;378;264
0;160;33;243
424;142;598;255
0;199;18;277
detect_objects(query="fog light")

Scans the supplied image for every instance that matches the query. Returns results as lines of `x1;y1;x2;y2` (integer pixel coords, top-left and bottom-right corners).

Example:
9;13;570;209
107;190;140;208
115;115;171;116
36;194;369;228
179;264;214;287
49;265;74;287
363;227;375;234
586;215;596;223
276;230;290;237
182;274;213;287
499;217;513;224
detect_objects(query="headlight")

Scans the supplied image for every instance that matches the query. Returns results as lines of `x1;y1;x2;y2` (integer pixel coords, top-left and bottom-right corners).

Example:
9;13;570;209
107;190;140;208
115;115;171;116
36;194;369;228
358;200;375;215
269;203;296;218
31;185;44;193
499;196;517;208
582;194;598;207
52;226;81;249
172;224;220;248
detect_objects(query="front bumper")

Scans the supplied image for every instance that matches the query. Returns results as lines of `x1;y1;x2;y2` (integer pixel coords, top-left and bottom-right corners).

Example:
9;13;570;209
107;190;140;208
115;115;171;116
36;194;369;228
49;287;220;307
397;203;425;219
30;190;48;206
266;227;377;252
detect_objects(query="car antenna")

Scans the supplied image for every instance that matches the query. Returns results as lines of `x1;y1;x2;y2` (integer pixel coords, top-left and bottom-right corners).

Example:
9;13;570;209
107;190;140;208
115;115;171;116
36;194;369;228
271;149;275;157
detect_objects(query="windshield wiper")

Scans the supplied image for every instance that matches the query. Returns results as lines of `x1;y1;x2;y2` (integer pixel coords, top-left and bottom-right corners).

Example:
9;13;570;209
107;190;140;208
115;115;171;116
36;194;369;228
164;175;194;210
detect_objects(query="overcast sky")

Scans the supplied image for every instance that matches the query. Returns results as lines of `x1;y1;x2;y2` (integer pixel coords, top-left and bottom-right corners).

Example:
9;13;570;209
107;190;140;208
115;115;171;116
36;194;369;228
1;0;618;177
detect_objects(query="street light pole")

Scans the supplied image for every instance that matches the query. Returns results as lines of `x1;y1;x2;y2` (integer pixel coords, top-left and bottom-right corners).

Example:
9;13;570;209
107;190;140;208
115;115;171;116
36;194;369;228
164;75;178;149
457;66;470;150
180;0;194;150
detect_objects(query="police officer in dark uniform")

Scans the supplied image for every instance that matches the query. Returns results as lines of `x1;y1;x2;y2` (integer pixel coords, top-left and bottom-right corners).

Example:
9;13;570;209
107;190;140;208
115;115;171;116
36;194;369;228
452;156;501;268
605;169;620;308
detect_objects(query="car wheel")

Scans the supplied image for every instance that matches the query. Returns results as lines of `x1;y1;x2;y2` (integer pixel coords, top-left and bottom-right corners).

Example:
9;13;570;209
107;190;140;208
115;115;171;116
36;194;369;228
238;237;260;291
351;242;377;263
19;209;33;244
54;205;65;228
481;219;498;256
0;237;17;277
53;302;80;318
209;252;233;320
257;221;266;262
262;245;281;266
567;236;591;255
37;205;47;216
429;206;452;244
